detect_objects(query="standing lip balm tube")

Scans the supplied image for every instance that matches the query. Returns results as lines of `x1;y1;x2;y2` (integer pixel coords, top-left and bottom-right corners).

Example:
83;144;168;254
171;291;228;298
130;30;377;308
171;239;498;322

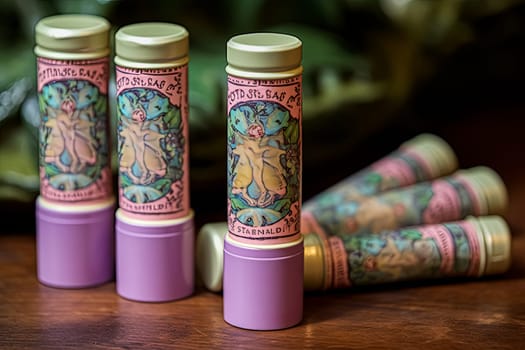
34;14;115;288
114;23;194;302
224;33;304;330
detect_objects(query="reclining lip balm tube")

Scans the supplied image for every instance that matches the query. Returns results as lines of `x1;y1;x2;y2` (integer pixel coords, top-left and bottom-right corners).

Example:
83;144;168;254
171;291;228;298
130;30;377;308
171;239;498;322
197;215;511;292
34;14;115;288
196;166;508;292
304;216;511;290
114;23;194;302
224;33;304;330
303;133;458;216
302;166;508;239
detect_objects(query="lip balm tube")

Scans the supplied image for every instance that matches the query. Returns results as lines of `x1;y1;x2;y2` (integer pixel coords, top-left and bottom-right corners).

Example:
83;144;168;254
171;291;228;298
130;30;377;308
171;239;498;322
302;133;458;225
114;23;194;302
224;33;304;330
305;216;511;290
34;14;115;288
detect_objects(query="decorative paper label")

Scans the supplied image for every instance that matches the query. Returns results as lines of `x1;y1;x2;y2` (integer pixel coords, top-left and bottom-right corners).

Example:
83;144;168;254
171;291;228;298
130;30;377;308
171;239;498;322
369;156;417;191
227;75;302;244
304;173;479;238
115;65;189;219
37;57;112;202
334;221;481;287
302;148;431;235
329;235;351;288
400;147;433;180
420;180;462;224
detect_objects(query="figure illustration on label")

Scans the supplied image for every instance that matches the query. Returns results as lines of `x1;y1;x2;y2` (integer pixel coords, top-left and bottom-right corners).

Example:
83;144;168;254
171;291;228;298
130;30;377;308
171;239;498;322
117;88;184;210
308;172;482;237
228;100;300;236
39;79;109;198
340;221;480;286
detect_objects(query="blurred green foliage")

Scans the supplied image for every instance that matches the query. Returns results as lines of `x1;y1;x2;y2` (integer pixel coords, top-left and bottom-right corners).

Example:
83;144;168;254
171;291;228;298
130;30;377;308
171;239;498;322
0;0;524;227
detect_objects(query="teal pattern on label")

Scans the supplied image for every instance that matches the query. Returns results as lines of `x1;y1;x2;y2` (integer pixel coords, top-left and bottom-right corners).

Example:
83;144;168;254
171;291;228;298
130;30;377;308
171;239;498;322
39;80;109;193
227;100;300;228
309;176;478;237
341;222;480;286
117;88;184;206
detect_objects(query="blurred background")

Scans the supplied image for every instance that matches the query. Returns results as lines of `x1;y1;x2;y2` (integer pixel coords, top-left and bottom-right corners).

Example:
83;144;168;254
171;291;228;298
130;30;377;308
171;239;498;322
1;0;524;233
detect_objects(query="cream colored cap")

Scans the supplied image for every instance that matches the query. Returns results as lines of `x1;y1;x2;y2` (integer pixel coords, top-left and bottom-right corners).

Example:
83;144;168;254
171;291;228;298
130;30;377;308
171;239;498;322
227;33;302;72
303;233;326;291
35;14;110;52
469;216;511;275
401;133;458;178
196;222;227;292
115;22;189;63
458;167;508;215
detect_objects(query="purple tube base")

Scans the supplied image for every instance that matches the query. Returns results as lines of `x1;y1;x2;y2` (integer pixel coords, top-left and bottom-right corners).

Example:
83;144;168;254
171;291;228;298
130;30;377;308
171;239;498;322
36;196;115;288
115;209;194;302
223;236;304;330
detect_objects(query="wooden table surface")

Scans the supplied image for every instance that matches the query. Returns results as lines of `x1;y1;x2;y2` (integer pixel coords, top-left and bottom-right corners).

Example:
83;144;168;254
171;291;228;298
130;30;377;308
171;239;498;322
1;115;525;349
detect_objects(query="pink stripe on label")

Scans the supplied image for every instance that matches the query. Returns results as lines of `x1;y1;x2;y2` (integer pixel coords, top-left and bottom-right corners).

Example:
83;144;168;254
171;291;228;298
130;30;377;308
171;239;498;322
116;66;186;108
422;180;462;224
461;222;482;276
37;57;109;94
419;225;456;274
228;202;301;242
227;76;302;120
329;236;351;289
370;157;417;188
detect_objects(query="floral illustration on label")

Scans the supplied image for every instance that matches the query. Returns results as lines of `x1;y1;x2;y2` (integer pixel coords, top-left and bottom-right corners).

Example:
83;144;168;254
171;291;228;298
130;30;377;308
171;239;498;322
38;78;110;201
228;100;300;239
339;222;480;286
117;88;184;215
